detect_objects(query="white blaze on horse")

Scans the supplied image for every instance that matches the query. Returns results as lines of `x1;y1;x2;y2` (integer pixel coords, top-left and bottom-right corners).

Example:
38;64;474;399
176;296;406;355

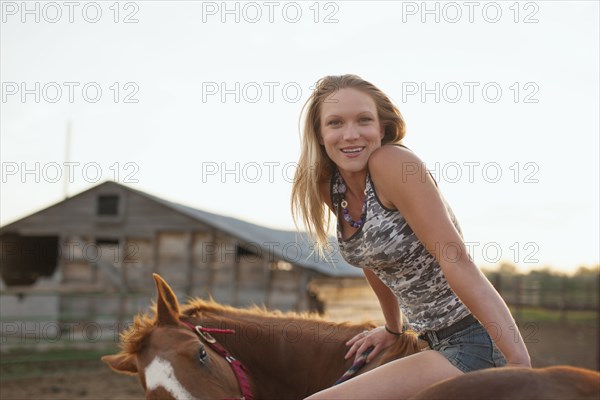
144;357;196;399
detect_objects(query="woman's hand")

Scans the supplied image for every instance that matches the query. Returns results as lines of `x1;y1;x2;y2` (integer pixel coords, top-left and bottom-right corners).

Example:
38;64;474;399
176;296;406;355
344;326;398;363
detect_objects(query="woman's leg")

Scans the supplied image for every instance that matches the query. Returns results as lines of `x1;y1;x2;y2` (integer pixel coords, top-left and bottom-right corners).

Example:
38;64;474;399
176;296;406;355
305;350;464;400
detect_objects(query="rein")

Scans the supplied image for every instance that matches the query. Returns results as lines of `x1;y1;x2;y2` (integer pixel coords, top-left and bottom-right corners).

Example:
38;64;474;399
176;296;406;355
179;319;254;400
334;347;374;385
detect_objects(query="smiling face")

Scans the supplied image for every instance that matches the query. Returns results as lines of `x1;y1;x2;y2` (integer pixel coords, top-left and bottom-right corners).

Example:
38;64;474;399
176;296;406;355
319;88;384;176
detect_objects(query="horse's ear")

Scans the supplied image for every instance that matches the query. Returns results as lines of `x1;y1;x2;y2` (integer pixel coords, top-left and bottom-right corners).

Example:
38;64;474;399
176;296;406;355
101;353;138;375
153;273;180;326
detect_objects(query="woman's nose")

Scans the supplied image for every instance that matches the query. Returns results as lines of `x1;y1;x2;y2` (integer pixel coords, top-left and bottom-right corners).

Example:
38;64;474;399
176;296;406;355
342;123;360;141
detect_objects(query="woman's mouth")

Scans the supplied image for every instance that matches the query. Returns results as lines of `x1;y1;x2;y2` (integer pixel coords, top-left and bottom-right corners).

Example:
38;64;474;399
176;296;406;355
340;146;365;156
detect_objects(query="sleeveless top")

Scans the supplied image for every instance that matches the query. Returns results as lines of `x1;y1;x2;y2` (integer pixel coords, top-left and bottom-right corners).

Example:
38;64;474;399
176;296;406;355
331;146;471;333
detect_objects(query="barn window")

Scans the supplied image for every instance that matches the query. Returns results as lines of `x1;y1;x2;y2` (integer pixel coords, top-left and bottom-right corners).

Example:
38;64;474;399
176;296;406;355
97;195;120;216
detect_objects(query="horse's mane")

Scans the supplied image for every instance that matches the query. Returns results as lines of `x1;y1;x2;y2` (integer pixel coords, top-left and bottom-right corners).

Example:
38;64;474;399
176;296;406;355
184;298;331;320
116;297;421;358
181;298;378;330
118;302;159;355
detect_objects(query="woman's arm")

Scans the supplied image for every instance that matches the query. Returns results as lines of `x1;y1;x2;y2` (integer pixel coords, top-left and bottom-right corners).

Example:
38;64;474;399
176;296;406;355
345;269;403;363
363;269;402;333
368;145;531;367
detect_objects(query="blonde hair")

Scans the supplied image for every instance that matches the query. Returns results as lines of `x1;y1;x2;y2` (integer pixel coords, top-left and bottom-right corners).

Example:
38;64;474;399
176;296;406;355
291;74;406;255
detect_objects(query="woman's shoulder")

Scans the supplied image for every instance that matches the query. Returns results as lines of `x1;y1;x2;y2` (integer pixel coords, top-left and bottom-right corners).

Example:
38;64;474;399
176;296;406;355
368;144;438;208
368;143;426;176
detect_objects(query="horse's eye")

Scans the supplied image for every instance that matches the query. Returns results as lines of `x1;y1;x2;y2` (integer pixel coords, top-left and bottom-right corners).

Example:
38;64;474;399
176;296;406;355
198;346;209;364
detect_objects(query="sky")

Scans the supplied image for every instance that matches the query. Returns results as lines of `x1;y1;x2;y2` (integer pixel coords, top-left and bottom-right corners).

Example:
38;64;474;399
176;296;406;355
1;0;598;274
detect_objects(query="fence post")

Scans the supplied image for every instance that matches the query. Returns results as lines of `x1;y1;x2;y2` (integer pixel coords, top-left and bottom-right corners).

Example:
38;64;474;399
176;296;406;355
515;275;522;321
560;275;568;323
493;273;502;293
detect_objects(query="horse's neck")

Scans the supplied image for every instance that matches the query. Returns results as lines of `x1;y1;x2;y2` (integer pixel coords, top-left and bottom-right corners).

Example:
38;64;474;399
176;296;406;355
191;311;368;397
199;310;367;357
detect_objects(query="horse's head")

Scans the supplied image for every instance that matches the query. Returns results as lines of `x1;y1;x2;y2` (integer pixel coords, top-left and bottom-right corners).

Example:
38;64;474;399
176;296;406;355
102;274;250;400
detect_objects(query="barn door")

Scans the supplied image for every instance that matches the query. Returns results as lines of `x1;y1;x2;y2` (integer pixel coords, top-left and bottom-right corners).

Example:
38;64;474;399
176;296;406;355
95;238;126;290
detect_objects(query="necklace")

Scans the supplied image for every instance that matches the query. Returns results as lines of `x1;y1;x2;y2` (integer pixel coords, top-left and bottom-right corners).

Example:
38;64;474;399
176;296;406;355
338;177;368;229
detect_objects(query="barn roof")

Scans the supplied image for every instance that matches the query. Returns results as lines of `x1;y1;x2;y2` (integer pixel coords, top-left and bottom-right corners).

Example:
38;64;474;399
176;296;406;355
126;183;363;278
2;181;364;278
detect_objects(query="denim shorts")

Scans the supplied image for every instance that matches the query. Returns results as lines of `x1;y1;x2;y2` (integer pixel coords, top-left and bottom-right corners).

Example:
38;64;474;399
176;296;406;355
422;321;506;373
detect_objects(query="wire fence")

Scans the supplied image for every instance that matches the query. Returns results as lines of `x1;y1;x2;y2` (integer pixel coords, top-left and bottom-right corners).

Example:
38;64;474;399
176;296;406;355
485;272;599;322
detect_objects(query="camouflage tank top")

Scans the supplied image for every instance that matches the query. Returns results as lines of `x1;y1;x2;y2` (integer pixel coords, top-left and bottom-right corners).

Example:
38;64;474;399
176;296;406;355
331;151;472;332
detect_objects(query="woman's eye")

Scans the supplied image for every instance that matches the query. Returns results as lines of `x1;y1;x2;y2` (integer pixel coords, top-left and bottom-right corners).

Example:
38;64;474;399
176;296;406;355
359;117;373;123
198;347;209;364
327;120;341;126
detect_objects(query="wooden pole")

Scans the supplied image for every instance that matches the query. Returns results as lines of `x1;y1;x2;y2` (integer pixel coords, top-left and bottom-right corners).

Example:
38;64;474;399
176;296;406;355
295;268;309;312
265;264;275;309
206;230;217;298
63;119;72;199
515;275;522;321
494;272;502;293
560;275;568;323
184;231;194;296
151;233;160;275
119;235;127;287
232;243;241;306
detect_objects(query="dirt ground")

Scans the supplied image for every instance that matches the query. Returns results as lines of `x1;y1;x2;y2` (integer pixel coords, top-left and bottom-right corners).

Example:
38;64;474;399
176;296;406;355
524;321;598;369
0;360;144;400
1;322;597;400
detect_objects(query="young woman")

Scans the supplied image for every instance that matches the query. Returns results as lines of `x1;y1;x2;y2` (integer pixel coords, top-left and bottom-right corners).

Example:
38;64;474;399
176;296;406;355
291;75;531;399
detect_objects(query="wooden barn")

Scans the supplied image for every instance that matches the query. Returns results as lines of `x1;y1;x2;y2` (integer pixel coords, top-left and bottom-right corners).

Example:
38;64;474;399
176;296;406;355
0;181;380;331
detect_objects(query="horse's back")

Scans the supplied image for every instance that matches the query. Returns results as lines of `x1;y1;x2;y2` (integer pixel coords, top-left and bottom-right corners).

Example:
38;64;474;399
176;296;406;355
409;366;600;400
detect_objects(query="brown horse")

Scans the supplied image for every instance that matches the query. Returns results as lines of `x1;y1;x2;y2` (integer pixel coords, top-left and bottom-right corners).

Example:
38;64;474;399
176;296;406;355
409;365;600;400
102;274;421;399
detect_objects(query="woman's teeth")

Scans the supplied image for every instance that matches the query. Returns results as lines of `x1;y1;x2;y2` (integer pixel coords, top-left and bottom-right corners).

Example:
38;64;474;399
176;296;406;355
341;147;364;153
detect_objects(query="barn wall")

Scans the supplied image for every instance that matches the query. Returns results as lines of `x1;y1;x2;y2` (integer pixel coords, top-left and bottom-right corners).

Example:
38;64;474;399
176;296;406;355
189;234;280;307
5;227;318;315
236;253;270;306
267;267;301;310
155;231;190;291
61;235;96;284
122;237;153;291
